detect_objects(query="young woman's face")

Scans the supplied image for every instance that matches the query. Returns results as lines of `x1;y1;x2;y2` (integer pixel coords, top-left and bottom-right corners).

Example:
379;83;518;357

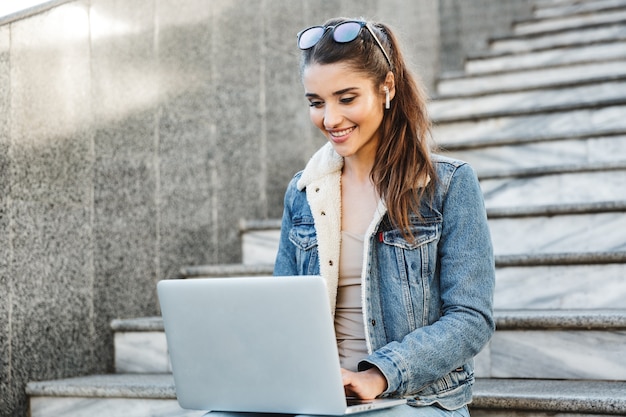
302;62;385;161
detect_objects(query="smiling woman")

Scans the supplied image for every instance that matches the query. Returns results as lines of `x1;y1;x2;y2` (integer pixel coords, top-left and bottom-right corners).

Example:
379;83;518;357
272;16;496;417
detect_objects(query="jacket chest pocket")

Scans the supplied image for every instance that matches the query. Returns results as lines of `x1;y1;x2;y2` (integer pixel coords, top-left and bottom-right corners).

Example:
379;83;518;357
379;218;441;250
288;217;319;275
377;218;442;334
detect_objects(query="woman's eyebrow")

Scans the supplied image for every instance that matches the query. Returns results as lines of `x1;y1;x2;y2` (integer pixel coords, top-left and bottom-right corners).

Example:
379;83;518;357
305;87;359;98
333;87;359;95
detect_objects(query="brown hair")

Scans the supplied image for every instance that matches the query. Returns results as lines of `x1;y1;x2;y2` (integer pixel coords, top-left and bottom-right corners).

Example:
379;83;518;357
300;17;437;241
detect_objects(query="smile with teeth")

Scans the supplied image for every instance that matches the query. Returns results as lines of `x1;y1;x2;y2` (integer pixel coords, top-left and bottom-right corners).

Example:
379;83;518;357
329;127;356;137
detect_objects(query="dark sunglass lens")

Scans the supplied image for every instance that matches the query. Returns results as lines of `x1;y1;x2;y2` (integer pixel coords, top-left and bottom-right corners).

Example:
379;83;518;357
298;26;325;49
333;21;362;43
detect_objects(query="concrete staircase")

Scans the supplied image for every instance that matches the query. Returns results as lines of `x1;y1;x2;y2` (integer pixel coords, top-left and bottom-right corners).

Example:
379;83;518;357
26;0;626;416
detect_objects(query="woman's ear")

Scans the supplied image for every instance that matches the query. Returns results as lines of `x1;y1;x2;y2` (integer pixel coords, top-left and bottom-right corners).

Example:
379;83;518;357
382;71;396;109
384;71;396;99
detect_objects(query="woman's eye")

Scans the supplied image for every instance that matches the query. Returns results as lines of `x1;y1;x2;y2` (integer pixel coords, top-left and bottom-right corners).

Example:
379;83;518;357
340;96;356;104
309;101;324;108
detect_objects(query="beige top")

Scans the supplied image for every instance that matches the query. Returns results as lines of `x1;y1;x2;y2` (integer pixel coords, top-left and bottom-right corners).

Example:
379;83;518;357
335;230;368;371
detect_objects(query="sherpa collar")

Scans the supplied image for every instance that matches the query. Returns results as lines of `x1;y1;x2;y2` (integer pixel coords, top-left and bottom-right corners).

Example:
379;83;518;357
296;143;343;312
297;142;343;191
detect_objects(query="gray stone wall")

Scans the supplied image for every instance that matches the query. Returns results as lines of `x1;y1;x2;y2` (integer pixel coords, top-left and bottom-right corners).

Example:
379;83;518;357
0;1;530;416
439;0;535;74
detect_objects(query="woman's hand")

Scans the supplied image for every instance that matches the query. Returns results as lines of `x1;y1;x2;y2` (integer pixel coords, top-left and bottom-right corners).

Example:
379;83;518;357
341;367;388;400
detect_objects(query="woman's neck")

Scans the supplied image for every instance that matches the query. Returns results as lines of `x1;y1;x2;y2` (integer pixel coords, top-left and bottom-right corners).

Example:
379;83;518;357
341;160;380;235
342;154;375;185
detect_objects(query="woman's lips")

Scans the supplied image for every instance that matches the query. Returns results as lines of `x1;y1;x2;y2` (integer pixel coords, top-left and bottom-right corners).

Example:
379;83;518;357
328;126;355;143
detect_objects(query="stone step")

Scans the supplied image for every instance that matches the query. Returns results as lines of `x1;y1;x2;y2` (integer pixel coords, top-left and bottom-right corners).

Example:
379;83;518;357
179;263;274;279
494;261;626;309
495;251;626;267
237;204;626;266
182;251;626;309
26;374;204;417
534;0;580;6
487;200;626;218
514;7;626;35
535;0;620;7
490;21;626;53
465;40;626;74
111;317;170;374
432;104;626;148
26;374;626;417
113;306;626;380
470;378;626;416
490;211;626;256
428;79;626;123
480;165;626;209
439;135;626;174
242;234;279;266
474;310;626;380
239;218;282;266
237;210;626;262
437;59;626;97
534;0;626;19
535;0;601;8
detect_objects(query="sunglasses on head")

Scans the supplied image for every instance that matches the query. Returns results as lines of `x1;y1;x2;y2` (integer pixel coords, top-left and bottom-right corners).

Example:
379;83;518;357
297;20;392;69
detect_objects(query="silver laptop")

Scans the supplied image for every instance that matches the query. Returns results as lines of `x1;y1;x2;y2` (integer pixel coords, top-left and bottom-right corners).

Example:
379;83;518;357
157;275;407;415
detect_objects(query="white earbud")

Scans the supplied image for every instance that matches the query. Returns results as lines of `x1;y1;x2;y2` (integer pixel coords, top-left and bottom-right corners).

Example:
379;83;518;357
383;86;390;109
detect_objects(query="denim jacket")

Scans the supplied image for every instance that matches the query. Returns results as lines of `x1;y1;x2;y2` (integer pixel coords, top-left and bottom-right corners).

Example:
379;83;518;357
274;143;495;410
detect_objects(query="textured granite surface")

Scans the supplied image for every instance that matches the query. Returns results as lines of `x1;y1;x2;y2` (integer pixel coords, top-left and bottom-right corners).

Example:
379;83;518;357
481;170;626;208
90;0;161;386
111;318;169;374
27;376;199;417
242;229;282;265
489;211;626;255
534;0;626;19
441;136;626;173
25;376;626;416
495;251;626;267
0;23;10;417
472;378;626;414
106;309;626;379
26;374;175;398
494;309;626;330
0;0;74;26
467;40;626;74
180;263;274;278
30;397;205;417
438;0;534;73
114;332;170;374
495;263;626;309
7;4;99;417
433;105;626;147
438;60;626;96
237;210;626;261
486;201;626;218
203;1;265;265
430;79;626;122
492;23;626;53
490;330;626;380
111;316;165;332
515;8;626;35
152;1;218;280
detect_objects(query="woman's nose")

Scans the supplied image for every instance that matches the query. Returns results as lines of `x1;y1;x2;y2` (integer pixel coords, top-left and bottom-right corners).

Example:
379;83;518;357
323;104;343;129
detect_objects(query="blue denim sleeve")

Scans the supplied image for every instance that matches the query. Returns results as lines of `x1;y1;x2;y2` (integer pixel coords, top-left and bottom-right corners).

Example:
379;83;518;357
273;174;301;276
361;162;496;397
